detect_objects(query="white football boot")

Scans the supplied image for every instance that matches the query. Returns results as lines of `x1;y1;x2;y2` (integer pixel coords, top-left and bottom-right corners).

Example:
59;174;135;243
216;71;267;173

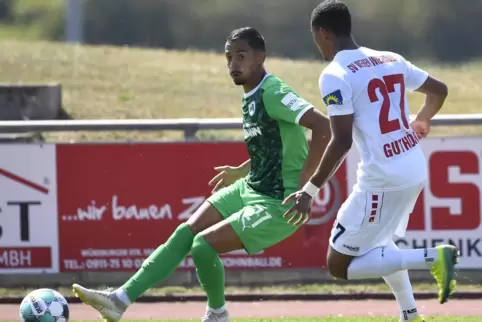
201;309;231;322
72;283;127;322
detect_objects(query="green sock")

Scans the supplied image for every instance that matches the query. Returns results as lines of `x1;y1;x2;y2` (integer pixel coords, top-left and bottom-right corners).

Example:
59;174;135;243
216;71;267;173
122;223;194;302
191;235;226;310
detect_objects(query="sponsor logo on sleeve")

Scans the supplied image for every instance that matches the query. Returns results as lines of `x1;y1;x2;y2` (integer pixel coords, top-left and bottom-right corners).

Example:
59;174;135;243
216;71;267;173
323;89;343;106
281;92;309;111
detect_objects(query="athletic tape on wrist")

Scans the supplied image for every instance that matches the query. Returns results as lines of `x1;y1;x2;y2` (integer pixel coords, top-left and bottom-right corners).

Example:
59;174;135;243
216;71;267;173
302;181;319;197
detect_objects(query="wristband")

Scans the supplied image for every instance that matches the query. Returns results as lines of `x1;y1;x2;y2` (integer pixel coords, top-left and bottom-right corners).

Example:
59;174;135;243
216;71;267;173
302;181;319;197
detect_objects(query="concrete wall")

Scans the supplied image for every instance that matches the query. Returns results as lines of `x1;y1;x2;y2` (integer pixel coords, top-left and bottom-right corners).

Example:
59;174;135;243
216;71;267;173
0;84;61;120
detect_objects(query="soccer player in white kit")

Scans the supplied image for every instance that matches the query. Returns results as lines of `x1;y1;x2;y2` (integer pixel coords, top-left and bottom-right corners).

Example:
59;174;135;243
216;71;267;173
282;1;456;321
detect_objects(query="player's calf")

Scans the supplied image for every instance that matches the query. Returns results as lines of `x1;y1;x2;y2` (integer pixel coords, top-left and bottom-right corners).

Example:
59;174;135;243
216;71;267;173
191;219;244;315
382;242;421;321
191;233;230;312
384;269;419;321
329;241;459;304
107;202;225;306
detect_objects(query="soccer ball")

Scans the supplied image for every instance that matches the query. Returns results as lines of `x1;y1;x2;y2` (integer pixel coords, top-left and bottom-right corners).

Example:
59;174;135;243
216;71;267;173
19;288;69;322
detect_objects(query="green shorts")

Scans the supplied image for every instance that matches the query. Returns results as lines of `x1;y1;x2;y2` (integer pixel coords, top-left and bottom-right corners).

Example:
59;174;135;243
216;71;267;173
206;178;300;255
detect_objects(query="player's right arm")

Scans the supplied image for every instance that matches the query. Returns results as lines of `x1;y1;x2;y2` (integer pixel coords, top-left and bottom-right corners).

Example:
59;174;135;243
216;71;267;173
208;160;251;193
306;73;354;189
403;59;449;138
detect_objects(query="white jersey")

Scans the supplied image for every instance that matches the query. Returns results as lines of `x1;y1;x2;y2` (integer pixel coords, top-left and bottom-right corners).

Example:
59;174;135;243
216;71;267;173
319;47;429;191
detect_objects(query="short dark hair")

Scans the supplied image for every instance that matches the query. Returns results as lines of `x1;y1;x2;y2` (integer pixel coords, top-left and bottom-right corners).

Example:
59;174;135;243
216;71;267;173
311;0;352;37
227;27;266;52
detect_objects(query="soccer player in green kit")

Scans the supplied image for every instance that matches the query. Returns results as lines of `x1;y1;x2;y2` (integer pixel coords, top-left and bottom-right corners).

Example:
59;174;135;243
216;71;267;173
72;27;331;322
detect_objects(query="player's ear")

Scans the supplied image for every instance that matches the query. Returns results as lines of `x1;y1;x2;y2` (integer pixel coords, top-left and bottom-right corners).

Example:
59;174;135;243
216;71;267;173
320;28;331;40
256;50;266;64
312;27;326;44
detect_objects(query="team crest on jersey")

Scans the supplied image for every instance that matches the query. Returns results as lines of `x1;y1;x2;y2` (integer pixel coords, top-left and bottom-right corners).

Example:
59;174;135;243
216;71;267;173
323;89;343;106
248;101;256;116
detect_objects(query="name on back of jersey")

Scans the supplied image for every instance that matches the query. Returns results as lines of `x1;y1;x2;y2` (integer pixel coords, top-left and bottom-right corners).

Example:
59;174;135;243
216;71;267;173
384;131;420;158
347;55;397;74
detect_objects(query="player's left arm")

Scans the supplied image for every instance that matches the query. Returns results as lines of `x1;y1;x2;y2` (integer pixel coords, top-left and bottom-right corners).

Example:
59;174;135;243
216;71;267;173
405;61;448;121
305;74;354;191
281;75;353;225
263;86;331;187
403;58;448;138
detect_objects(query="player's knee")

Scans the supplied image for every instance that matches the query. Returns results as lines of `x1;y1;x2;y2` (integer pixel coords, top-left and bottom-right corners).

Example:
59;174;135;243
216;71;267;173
186;220;213;235
191;234;217;262
327;251;350;280
186;221;201;235
191;234;205;254
327;262;348;280
185;203;224;235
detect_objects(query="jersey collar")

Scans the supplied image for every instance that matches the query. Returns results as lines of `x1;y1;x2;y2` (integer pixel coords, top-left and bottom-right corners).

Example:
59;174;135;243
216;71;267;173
244;73;271;98
333;46;365;61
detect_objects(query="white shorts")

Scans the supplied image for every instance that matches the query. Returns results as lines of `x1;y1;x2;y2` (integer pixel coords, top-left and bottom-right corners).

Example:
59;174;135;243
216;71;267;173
329;182;425;256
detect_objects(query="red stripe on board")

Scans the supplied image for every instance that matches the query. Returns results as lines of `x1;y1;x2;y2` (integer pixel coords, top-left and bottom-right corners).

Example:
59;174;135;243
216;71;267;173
0;168;48;194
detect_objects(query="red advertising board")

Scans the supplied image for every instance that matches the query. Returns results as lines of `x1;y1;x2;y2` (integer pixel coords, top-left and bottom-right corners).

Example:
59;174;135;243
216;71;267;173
56;142;347;272
2;137;481;274
0;247;52;269
345;137;482;268
393;139;482;268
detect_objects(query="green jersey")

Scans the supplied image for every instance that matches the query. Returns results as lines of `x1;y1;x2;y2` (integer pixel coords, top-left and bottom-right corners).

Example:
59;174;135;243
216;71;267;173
242;73;313;200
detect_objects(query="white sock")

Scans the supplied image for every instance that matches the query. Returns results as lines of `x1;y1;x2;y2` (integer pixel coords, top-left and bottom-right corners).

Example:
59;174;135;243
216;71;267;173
115;288;131;306
208;304;227;314
384;270;419;320
383;242;420;321
347;247;438;280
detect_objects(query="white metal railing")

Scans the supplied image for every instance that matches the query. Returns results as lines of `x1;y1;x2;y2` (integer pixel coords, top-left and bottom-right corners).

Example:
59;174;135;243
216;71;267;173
0;114;482;141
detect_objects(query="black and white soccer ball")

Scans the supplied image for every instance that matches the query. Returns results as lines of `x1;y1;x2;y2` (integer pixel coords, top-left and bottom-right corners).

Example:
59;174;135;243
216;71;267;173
19;288;69;322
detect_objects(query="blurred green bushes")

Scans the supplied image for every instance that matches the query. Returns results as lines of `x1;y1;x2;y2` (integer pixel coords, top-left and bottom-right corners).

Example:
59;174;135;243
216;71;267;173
2;0;480;62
